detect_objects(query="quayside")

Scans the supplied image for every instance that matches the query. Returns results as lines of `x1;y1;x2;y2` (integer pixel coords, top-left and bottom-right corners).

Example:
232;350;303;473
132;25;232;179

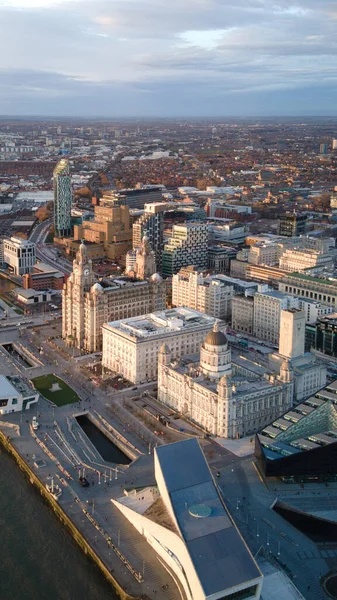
76;415;131;465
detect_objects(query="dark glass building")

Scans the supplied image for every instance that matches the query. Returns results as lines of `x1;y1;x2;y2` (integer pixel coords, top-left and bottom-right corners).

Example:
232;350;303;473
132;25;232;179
255;380;337;479
305;315;337;358
277;213;307;237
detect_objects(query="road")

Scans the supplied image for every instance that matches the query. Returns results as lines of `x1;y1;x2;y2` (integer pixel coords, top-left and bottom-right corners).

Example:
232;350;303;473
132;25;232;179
30;219;72;274
218;460;330;600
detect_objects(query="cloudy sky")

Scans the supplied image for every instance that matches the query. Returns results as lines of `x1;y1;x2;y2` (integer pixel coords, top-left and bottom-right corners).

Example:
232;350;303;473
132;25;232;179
0;0;337;116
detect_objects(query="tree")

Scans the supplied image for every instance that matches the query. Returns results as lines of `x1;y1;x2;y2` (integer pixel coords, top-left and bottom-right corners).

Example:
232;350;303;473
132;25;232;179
35;205;51;222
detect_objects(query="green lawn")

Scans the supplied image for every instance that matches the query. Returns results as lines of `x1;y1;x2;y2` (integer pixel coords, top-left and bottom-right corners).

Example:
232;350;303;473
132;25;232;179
31;374;80;406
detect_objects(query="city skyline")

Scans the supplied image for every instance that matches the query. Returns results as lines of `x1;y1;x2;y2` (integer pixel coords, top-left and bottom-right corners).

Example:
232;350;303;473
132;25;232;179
1;0;337;116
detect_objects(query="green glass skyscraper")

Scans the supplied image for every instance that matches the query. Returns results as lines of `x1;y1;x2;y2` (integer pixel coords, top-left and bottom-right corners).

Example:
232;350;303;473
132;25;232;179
53;159;72;237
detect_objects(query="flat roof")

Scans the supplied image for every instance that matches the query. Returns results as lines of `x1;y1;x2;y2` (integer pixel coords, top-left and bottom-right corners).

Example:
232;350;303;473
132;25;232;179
155;439;261;596
104;307;215;340
285;272;337;287
16;288;46;298
256;290;287;300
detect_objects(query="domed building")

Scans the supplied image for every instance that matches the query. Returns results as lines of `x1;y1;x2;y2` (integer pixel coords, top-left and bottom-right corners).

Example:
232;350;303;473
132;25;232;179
158;322;294;439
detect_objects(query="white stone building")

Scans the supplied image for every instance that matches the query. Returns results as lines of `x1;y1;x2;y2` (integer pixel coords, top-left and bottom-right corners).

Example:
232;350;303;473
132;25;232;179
172;266;234;320
298;299;334;324
253;291;298;345
279;247;333;272
248;243;281;266
102;307;216;384
269;308;326;402
2;236;36;275
231;295;254;334
158;322;294;438
0;375;38;415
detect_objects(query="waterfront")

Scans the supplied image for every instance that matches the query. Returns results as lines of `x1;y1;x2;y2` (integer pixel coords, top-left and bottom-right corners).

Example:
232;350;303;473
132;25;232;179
0;448;117;600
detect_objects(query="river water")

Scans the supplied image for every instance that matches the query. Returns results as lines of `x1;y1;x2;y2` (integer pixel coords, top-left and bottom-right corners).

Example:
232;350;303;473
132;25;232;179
0;449;117;600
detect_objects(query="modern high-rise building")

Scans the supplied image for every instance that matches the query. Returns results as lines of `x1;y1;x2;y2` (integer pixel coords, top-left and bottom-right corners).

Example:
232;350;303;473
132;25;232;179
306;313;337;359
277;213;307;237
2;236;36;275
162;222;208;278
320;143;328;155
332;139;337;150
53;159;72;237
132;202;166;271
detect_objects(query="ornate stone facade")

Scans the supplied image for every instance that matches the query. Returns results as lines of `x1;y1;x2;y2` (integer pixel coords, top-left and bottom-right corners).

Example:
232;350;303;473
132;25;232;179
62;242;166;353
158;322;294;439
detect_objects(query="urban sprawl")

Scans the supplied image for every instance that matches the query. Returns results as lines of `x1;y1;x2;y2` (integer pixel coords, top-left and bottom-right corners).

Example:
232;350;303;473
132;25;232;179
2;118;337;600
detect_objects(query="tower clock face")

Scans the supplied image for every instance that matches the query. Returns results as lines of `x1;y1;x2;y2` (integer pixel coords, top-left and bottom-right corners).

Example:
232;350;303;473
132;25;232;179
84;268;90;276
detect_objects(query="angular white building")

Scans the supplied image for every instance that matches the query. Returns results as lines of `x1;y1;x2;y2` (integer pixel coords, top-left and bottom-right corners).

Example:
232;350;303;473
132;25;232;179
3;236;36;275
113;438;263;600
0;375;38;415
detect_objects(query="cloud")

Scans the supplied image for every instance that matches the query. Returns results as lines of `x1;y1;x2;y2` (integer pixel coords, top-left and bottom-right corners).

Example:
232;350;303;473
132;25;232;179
0;0;336;115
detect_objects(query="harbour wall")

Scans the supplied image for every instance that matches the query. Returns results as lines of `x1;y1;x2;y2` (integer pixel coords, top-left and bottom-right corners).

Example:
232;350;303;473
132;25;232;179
0;428;143;600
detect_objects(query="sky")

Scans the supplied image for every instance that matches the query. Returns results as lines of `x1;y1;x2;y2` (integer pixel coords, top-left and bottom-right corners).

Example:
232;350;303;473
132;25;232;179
0;0;337;117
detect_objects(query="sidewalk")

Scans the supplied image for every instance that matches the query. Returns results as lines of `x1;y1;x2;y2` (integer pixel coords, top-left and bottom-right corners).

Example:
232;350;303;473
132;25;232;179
214;435;255;456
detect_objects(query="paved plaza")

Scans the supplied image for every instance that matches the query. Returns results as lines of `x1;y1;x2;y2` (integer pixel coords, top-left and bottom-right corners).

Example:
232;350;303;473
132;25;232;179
0;318;336;600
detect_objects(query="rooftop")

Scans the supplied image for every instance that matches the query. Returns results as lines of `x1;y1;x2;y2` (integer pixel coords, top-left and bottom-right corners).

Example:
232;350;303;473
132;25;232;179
155;439;261;596
0;375;36;398
0;375;20;398
257;379;337;459
104;307;215;340
285;272;337;286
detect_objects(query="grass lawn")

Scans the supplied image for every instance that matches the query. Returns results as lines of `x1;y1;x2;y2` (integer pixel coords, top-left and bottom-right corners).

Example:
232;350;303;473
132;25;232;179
31;374;80;406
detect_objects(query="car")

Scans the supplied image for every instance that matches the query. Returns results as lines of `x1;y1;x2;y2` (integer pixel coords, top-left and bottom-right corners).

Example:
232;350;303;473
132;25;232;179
132;386;138;391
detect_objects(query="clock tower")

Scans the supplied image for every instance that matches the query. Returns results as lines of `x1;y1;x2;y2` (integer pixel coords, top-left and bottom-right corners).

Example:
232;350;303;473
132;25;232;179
62;241;95;350
73;240;95;291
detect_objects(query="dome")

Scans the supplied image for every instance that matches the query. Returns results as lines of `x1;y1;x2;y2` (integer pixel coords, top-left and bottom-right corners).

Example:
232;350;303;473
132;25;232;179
91;282;103;293
204;321;228;347
151;272;163;282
